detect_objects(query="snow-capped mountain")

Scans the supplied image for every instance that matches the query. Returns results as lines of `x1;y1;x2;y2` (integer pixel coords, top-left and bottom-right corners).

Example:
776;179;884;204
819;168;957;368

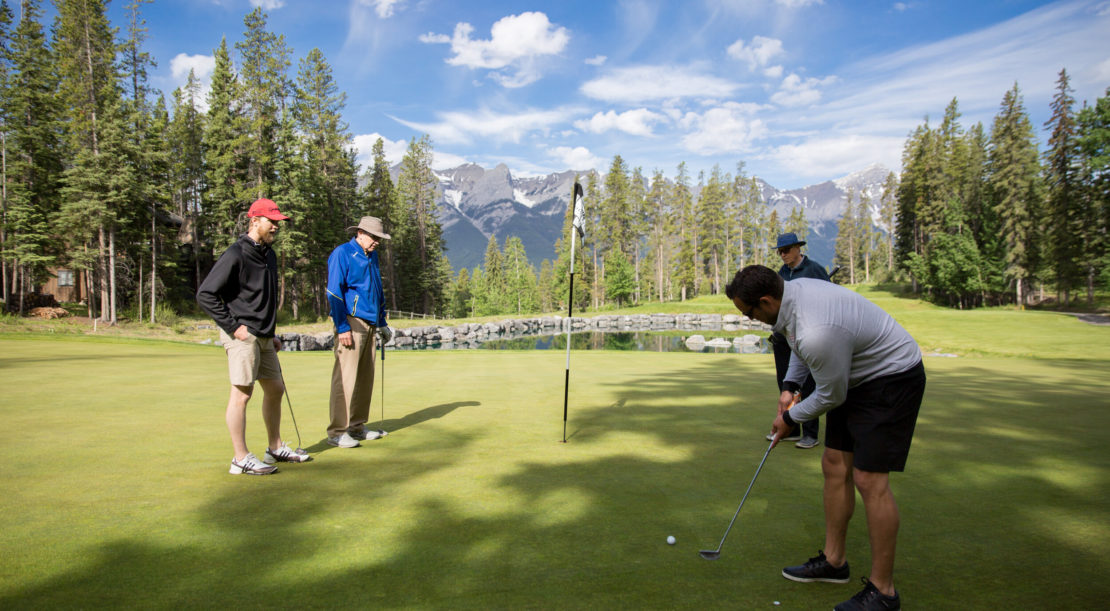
419;163;892;272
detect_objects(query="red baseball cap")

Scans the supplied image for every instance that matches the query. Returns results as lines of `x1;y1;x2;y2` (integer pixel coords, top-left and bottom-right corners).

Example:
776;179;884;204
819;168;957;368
247;198;290;221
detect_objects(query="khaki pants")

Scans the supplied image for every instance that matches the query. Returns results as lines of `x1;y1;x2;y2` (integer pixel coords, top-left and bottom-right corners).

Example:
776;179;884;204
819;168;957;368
329;315;377;437
219;328;281;386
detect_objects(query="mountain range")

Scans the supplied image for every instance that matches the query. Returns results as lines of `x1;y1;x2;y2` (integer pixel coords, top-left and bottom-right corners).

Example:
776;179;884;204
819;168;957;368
410;162;894;273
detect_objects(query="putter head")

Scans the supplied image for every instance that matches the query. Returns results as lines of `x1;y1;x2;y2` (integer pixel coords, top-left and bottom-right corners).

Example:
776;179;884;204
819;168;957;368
699;550;720;560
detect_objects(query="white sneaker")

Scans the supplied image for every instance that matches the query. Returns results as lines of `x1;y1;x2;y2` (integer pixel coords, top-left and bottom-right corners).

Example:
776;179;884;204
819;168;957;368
350;427;386;441
263;442;313;464
230;452;278;475
766;431;802;442
327;432;360;448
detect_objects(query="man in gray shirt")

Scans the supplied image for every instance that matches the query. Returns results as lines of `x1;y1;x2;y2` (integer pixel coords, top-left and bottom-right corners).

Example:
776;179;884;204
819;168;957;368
726;265;925;611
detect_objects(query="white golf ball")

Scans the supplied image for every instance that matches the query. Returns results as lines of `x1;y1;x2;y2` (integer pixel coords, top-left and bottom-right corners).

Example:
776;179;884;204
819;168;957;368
666;535;675;545
773;602;780;606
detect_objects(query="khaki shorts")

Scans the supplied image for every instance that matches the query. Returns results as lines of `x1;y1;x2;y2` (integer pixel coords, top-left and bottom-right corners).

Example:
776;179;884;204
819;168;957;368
219;328;282;386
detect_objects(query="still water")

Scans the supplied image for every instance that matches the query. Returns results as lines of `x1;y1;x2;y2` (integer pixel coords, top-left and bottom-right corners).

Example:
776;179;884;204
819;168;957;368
480;331;770;354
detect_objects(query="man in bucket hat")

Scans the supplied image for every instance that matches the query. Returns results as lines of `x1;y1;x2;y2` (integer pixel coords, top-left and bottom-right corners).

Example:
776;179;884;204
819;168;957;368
767;232;831;449
197;198;312;474
325;216;394;448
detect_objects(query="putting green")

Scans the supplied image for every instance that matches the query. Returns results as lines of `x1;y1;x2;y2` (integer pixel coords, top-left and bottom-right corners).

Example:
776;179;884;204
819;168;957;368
0;335;1107;608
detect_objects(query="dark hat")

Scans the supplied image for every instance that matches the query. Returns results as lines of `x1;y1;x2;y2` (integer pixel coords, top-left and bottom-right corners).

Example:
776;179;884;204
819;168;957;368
774;232;805;249
247;198;290;221
347;216;390;240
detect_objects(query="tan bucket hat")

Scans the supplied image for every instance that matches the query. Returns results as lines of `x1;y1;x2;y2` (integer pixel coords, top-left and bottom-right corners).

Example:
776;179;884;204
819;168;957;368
347;216;390;240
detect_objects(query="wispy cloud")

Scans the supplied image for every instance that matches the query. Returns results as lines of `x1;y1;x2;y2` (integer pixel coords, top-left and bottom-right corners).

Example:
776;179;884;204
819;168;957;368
421;12;570;88
249;0;285;9
580;65;742;103
392;107;578;145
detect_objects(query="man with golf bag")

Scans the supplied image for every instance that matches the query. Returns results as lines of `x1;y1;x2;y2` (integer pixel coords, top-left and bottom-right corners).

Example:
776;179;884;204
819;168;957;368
325;216;393;448
197;198;313;475
726;265;925;611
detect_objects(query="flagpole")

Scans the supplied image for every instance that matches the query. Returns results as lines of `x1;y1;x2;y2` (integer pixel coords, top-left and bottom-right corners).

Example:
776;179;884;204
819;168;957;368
562;182;583;443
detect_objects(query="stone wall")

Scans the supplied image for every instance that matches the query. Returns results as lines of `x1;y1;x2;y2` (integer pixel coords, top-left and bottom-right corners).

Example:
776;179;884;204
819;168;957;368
278;313;770;351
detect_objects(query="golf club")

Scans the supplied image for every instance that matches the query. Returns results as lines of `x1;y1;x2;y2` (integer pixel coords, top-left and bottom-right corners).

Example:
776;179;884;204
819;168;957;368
379;330;386;433
699;436;777;560
277;364;308;455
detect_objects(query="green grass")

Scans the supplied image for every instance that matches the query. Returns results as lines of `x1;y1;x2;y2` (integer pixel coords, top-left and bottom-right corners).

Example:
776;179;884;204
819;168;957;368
1;320;1109;608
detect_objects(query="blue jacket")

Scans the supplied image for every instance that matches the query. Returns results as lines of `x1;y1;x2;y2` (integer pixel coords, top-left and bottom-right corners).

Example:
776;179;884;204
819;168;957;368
326;238;387;333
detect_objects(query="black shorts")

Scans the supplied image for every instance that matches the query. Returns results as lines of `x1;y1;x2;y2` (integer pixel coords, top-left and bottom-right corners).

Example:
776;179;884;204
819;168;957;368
825;361;926;473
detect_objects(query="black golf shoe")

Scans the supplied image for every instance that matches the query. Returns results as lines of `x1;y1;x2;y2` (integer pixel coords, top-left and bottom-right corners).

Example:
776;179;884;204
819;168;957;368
834;578;900;610
782;550;850;583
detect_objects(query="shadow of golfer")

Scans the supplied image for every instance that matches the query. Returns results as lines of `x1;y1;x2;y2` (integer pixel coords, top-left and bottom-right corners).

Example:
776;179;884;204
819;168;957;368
305;400;481;453
383;400;480;433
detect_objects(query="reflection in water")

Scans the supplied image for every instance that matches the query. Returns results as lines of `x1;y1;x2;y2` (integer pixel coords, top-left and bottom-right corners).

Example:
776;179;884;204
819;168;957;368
480;332;770;354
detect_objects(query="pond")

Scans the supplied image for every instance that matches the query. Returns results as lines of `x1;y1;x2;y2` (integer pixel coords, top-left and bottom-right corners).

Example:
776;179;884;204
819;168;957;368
388;331;771;353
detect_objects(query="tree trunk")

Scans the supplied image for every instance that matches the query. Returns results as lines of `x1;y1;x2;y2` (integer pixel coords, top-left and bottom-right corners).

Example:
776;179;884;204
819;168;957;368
109;227;117;325
151;205;157;323
98;226;109;322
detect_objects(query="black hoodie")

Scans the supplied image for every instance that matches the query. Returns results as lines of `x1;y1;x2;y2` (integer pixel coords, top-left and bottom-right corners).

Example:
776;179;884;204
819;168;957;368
197;234;279;338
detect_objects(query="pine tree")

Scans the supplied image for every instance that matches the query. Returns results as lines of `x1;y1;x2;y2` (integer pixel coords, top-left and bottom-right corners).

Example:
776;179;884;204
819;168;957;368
2;0;63;312
1076;86;1110;301
394;134;448;314
878;171;899;274
235;7;289;200
54;0;125;323
697;164;728;294
503;236;537;314
363;137;398;309
672;162;695;300
477;234;504;315
203;38;248;250
168;70;206;299
1043;68;1081;303
988;83;1044;306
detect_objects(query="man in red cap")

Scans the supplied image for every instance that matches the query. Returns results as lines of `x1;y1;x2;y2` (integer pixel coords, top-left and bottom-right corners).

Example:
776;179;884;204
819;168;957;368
197;198;312;474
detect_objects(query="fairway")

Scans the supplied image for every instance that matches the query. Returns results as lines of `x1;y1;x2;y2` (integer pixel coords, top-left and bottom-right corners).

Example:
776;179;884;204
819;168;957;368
1;335;1109;609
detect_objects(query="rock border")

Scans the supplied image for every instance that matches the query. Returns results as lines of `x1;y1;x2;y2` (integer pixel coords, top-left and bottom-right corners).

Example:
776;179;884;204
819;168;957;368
276;313;771;351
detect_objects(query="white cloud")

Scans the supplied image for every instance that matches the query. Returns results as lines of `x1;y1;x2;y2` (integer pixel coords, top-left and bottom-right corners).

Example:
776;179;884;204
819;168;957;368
351;133;408;169
420;12;570;88
168;53;216;111
581;65;741;103
764;65;784;79
768;134;904;180
585;55;607;66
771;73;836;107
727;36;784;71
574;108;668;136
392;107;576;145
548;146;603;171
170;53;216;82
249;0;284;9
678;102;767;155
432;150;471;170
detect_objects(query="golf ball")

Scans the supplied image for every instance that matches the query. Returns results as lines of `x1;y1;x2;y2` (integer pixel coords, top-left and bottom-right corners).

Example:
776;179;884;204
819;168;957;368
773;602;780;606
666;535;675;545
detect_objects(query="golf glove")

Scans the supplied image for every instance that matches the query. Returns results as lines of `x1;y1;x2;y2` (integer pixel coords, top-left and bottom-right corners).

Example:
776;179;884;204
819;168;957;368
377;325;394;344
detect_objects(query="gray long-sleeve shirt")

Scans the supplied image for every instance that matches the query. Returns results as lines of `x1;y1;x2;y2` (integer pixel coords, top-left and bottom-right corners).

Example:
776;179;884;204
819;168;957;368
776;279;921;422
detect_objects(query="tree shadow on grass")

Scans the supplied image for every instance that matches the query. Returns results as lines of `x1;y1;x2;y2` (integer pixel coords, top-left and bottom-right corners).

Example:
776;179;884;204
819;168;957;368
3;357;1107;609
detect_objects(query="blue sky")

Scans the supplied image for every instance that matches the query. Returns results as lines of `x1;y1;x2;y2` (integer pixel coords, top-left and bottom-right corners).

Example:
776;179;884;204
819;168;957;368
110;0;1109;188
